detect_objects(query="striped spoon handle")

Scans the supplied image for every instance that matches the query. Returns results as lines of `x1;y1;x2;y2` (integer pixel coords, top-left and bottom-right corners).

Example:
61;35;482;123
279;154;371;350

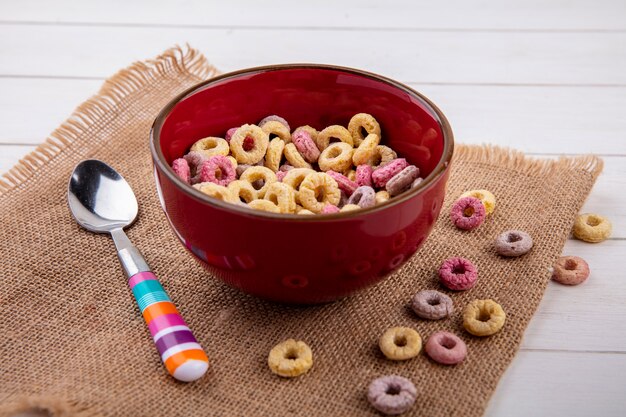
111;227;208;382
128;271;209;382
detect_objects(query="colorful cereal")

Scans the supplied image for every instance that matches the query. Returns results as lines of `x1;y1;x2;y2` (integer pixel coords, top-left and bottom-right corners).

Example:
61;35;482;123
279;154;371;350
551;256;590;285
494;230;533;257
410;290;454;320
450;196;486;230
267;339;313;377
438;257;478;291
298;172;341;213
264;182;297;213
239;166;277;198
367;375;417;415
261;120;292;144
348;113;381;146
379;327;422;361
199;155;236;186
193;182;237;204
462;299;506;336
356;164;373;187
326;170;358;196
460;189;496;215
292;130;320;163
264;137;286;172
424;331;467;365
347;186;376;208
318;142;354;172
386;165;420;196
190;136;230;158
352;133;380;166
230;124;269;164
372;158;409;188
172;158;190;183
284;143;313;169
573;213;612;243
317;125;354;150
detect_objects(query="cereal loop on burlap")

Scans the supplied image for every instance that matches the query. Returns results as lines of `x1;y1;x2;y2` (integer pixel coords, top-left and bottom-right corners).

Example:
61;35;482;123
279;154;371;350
267;339;313;377
230;124;270;164
425;331;467;365
318;142;354;172
367;375;417;416
379;327;422;361
460;189;496;215
463;299;506;337
450;196;486;230
411;290;454;320
348;113;381;146
438;257;478;291
494;230;533;257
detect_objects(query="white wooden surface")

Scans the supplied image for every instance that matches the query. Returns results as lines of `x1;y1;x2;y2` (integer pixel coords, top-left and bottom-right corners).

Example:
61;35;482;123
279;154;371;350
1;1;624;415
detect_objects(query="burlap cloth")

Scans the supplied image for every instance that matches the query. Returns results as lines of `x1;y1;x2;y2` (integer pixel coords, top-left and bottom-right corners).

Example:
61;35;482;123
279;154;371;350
0;47;603;417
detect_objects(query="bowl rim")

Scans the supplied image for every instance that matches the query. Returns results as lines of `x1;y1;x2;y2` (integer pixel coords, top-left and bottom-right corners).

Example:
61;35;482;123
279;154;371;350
150;63;454;221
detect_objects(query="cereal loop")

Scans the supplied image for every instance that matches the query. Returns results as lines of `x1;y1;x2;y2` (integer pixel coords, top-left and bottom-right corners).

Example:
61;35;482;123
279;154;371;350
261;120;292;144
267;339;313;377
494;230;533;257
460;189;496;215
367;375;417;416
298;173;341;213
193;182;238;203
379;327;422;360
225;127;238;142
352;133;380;166
292;130;321;163
172;158;190;183
190;136;230;158
248;199;281;213
368;145;397;168
463;299;506;336
264;182;297;213
259;115;290;131
551;256;590;285
348;186;376;208
264;138;286;172
227;180;259;203
375;190;390;204
183;151;209;184
199;155;236;186
322;204;340;214
348;113;381;146
293;125;319;145
372;158;409;188
346;169;357;182
386;165;420;196
283;168;317;191
356;164;373;187
284;143;313;169
425;331;467;365
573;213;612;243
438;257;478;291
239;166;277;198
317;125;354;150
326;170;358;196
340;204;361;212
230;124;269;164
411;290;454;320
450;196;486;230
318;142;354;172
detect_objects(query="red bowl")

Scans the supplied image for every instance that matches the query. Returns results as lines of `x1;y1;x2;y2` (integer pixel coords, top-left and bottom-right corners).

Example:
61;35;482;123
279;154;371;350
150;64;454;304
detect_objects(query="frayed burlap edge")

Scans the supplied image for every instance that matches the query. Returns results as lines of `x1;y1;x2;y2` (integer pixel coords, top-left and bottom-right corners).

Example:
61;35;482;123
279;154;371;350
0;44;217;197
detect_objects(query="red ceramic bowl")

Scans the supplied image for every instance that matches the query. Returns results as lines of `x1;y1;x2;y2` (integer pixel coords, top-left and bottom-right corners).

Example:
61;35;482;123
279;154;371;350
150;64;453;304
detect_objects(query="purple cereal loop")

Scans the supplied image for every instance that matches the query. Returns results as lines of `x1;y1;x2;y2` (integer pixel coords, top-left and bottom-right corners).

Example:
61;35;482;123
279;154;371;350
356;164;373;187
172;158;190;184
326;170;358;196
258;115;290;131
348;186;376;208
367;375;417;415
184;151;209;184
425;331;467;365
494;230;533;257
450;196;486;230
371;158;409;188
276;171;287;182
225;127;238;142
292;130;321;163
438;257;478;291
199;155;236;186
322;204;340;214
386;165;420;196
411;290;454;320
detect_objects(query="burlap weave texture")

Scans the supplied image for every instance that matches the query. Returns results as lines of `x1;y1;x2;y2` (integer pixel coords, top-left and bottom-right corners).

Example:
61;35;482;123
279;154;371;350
0;47;602;417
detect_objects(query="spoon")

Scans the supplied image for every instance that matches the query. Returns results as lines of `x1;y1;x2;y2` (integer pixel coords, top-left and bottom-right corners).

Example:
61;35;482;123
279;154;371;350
68;159;208;382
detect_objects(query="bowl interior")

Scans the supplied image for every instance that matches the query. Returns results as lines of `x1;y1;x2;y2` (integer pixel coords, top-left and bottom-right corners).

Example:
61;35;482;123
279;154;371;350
157;66;446;177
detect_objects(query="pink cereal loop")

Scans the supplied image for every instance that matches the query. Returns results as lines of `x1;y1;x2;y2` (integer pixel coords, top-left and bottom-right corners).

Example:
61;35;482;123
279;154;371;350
450;196;486;230
172;158;190;184
322;204;340;214
326;170;358;196
371;158;409;188
225;127;238;142
355;164;373;187
276;171;288;182
199;155;236;186
438;257;478;291
292;130;321;163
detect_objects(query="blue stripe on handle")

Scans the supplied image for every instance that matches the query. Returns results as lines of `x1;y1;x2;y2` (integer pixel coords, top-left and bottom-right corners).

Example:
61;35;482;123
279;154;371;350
132;280;172;312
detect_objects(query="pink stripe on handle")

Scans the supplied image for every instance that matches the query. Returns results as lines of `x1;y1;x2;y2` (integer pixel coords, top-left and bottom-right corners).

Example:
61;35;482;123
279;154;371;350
129;271;158;289
148;313;187;338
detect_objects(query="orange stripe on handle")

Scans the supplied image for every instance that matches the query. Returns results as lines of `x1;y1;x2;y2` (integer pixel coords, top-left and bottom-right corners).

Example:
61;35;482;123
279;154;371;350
164;349;209;376
142;301;179;324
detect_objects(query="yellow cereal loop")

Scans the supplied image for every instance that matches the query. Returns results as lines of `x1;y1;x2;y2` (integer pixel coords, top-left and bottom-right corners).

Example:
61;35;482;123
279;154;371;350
294;125;319;148
340;204;361;212
318;142;354;172
267;339;313;378
298;172;341;213
248;199;281;213
463;299;506;337
239;166;277;198
368;145;397;167
284;143;312;169
352;133;381;166
283;168;316;191
375;190;390;204
261;120;292;144
193;182;238;203
573;213;612;243
265;137;286;172
297;208;314;215
379;327;422;361
346;169;357;182
190;137;230;158
348;113;381;146
227;156;238;168
227;180;258;203
230;124;270;164
264;182;297;213
460;189;496;215
317;125;354;150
